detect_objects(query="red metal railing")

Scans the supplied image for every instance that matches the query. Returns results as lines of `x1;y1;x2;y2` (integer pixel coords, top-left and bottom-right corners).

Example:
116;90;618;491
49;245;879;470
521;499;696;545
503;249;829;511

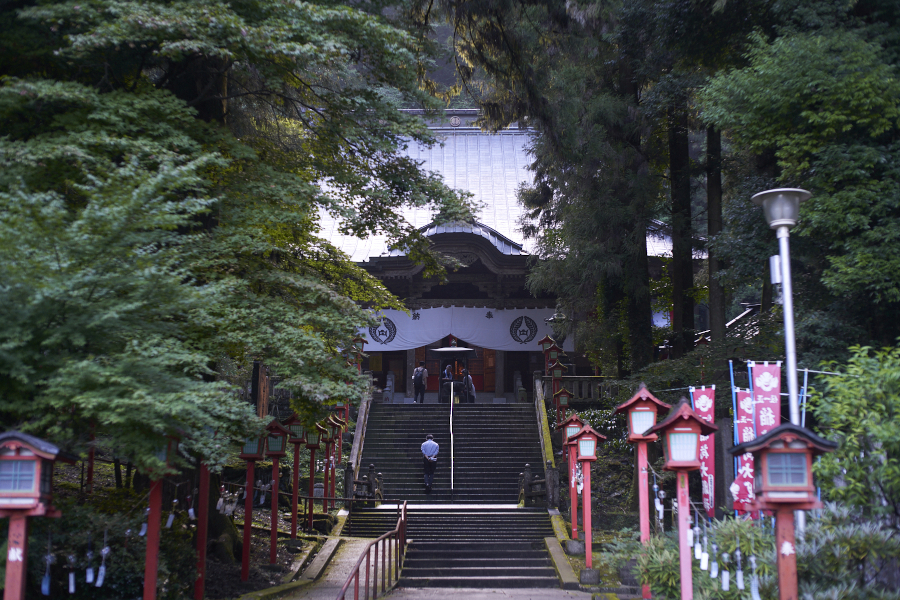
336;501;408;600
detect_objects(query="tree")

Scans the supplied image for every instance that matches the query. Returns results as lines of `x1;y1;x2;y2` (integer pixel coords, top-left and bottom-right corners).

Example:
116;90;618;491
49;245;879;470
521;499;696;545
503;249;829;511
0;0;476;471
812;344;900;524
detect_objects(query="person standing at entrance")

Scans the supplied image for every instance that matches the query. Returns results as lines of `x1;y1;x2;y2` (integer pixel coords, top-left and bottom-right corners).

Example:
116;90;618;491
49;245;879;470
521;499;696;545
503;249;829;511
421;434;439;492
411;361;428;403
462;368;476;403
440;364;454;404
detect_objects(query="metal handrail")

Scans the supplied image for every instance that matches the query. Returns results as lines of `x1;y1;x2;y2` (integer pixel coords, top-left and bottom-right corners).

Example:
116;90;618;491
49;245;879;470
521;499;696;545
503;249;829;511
450;382;454;494
336;501;408;600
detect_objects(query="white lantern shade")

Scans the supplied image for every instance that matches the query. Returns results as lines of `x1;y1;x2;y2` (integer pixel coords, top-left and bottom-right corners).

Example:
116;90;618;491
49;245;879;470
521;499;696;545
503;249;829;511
630;410;655;437
578;438;596;459
565;425;581;441
0;461;35;493
767;453;808;486
668;433;698;462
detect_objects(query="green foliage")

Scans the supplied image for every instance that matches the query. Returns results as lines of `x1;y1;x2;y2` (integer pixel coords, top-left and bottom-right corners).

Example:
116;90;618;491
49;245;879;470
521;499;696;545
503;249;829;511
811;343;900;521
798;504;900;599
16;496;195;600
0;0;477;471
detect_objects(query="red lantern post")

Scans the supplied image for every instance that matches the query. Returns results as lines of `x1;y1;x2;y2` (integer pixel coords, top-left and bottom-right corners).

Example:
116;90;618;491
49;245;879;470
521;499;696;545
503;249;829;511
238;434;265;581
568;425;606;569
327;415;346;510
614;383;671;600
194;462;210;600
306;424;326;531
283;415;307;539
548;359;567;424
558;412;584;541
0;432;71;600
647;398;718;600
729;423;836;600
265;420;289;564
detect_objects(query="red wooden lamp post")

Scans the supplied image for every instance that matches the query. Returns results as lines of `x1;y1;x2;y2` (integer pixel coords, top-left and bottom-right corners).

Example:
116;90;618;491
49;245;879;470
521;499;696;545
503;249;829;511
0;431;72;600
729;423;836;600
327;415;346;509
305;424;325;531
264;419;289;564
568;425;606;568
647;398;718;600
239;433;265;581
320;419;334;514
548;359;567;424
352;336;368;374
283;414;307;539
558;413;584;540
615;383;671;600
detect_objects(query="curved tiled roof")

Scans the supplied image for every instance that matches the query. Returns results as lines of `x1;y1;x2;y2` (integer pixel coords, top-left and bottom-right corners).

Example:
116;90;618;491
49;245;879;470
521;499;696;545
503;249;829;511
386;220;524;256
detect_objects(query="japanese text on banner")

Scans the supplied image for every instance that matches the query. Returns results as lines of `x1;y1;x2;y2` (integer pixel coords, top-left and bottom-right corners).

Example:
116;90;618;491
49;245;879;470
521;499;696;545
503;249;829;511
691;386;716;518
751;362;782;436
731;389;755;513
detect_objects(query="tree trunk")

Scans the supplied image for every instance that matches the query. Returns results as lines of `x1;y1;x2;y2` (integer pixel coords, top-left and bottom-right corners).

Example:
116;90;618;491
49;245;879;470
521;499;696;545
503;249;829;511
114;458;122;489
707;126;726;341
628;223;654;372
669;106;694;358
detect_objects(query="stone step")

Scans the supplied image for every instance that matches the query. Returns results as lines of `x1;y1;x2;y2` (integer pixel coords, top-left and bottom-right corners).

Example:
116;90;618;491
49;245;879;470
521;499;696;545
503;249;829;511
397;576;559;588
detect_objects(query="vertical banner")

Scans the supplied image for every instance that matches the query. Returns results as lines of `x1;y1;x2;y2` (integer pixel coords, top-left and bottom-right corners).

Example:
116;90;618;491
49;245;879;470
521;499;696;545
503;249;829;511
731;389;756;513
750;361;782;436
691;386;716;518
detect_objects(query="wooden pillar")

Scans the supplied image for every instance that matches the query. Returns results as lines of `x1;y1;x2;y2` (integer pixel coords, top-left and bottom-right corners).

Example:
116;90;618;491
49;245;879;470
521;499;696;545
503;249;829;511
637;442;651;599
144;479;163;600
582;463;592;568
194;464;210;600
322;443;330;513
307;449;316;531
569;451;578;540
241;461;255;582
775;509;798;600
291;444;300;539
677;471;693;600
3;513;29;600
270;458;280;564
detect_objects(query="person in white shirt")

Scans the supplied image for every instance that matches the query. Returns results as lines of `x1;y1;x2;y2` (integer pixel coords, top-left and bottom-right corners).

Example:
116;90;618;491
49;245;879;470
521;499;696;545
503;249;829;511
462;368;476;403
420;434;439;492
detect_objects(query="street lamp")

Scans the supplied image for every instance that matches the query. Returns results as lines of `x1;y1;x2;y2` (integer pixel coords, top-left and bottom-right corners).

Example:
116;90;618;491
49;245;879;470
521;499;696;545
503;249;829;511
647;398;718;600
750;188;810;427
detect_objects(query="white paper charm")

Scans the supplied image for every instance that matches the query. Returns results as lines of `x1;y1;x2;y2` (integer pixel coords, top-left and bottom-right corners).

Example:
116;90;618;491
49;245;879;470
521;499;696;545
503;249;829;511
722;570;730;591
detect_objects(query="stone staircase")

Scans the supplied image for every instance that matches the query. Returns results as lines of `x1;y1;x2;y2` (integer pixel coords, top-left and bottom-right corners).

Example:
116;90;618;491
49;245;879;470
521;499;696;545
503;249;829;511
345;403;559;588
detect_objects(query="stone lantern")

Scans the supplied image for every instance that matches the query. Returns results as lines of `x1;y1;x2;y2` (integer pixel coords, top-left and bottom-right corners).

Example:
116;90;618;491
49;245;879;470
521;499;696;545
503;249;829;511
729;423;836;600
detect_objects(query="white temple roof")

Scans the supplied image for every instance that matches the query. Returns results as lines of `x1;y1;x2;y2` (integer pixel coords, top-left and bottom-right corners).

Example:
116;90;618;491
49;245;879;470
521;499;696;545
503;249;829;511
318;128;534;262
317;118;677;262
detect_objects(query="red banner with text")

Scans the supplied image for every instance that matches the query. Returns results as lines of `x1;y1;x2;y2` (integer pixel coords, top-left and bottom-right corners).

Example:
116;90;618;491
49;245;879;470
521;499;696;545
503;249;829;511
731;389;755;513
691;386;716;517
751;362;782;436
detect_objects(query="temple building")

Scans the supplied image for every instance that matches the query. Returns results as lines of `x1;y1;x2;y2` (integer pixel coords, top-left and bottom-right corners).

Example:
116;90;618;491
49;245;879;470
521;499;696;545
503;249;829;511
319;109;673;401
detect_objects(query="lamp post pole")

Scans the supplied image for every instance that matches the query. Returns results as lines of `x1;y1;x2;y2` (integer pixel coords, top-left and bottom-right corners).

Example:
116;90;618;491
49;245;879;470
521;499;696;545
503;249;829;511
270;457;280;563
776;226;800;426
751;188;811;534
242;460;255;582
